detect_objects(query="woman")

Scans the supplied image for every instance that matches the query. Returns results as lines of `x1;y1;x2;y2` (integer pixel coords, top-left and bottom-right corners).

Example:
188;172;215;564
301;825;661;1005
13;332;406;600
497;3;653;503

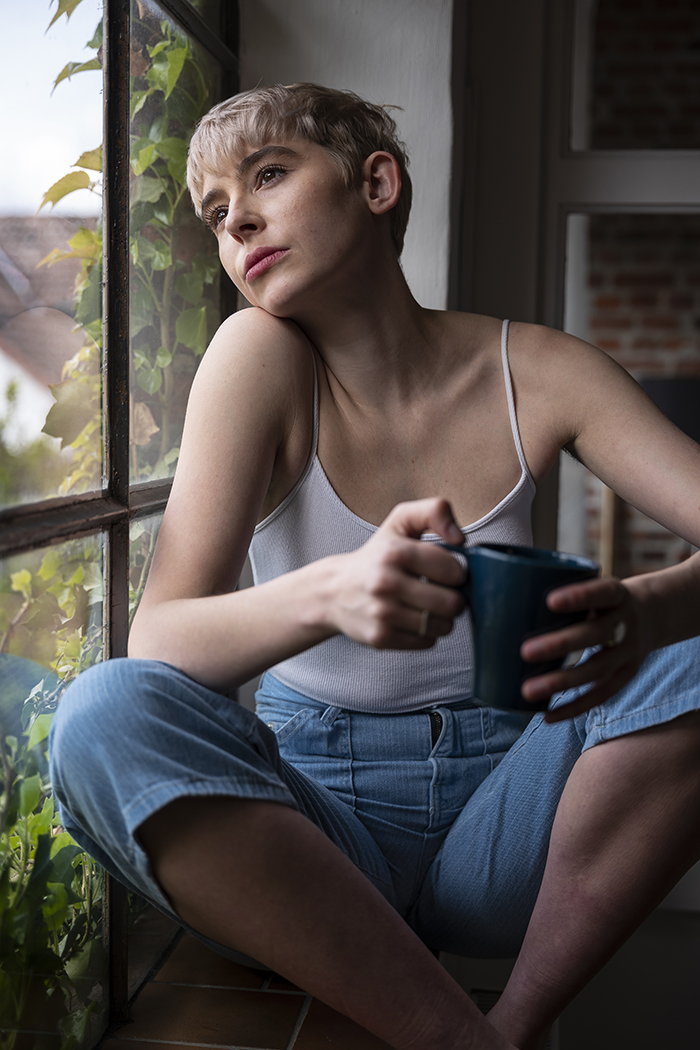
50;84;700;1050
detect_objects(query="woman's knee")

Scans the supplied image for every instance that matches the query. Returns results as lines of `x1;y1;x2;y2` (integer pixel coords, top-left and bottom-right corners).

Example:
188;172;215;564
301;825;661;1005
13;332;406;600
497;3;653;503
49;658;184;787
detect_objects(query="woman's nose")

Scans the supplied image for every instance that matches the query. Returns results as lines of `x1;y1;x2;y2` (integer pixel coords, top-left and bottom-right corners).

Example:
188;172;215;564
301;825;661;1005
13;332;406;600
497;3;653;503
225;198;262;242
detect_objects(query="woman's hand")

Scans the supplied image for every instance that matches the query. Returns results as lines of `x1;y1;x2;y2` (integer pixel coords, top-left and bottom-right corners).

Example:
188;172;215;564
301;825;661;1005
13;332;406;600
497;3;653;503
518;575;652;722
322;498;467;649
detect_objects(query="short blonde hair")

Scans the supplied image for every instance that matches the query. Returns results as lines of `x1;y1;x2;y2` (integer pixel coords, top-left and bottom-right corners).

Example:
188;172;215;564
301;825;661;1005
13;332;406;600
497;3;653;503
187;83;412;255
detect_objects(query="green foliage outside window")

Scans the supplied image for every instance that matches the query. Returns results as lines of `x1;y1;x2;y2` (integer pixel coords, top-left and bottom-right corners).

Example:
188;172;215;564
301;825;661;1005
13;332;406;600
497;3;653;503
0;538;105;1049
39;0;219;487
0;0;221;1042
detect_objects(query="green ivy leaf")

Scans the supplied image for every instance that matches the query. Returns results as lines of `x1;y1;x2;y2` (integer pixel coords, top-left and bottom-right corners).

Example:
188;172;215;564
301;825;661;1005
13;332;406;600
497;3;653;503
73;146;102;171
74;262;102;326
131;89;153;118
147;53;169;95
151;239;172;271
132;347;150;371
10;569;32;601
164;47;188;98
194;254;222;284
132;175;164;205
157;136;188;185
155;346;172;368
20;775;42;818
48;0;85;29
29;795;55;838
43;882;69;927
156;137;187;162
175;270;203;305
132;141;156;177
50;831;75;856
148;40;170;58
137;366;163;394
152;200;173;226
53;58;101;91
26;713;54;751
176;306;208;355
38;549;63;581
87;20;103;49
42;379;98;449
37;171;92;213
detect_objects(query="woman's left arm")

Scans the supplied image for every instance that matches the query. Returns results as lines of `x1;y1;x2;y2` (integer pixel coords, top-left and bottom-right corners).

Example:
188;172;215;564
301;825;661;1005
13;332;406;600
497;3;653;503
512;324;700;719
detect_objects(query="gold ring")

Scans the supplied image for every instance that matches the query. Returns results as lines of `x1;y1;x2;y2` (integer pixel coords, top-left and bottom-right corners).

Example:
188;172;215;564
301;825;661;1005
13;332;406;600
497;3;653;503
419;609;430;638
605;621;627;648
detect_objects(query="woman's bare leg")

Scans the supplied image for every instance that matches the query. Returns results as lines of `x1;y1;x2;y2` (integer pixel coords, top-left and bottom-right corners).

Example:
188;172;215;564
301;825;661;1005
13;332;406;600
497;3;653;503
139;797;517;1050
487;711;700;1050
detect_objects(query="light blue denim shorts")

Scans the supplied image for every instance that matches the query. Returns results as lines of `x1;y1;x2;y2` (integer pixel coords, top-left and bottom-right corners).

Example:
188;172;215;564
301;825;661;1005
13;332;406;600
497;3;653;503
49;637;700;959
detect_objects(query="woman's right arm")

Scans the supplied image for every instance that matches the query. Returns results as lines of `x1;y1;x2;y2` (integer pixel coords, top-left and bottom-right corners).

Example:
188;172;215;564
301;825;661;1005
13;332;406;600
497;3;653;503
128;309;465;692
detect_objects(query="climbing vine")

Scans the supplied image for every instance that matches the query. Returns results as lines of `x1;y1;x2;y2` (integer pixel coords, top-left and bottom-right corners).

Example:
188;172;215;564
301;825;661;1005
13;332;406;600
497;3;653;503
0;0;221;1043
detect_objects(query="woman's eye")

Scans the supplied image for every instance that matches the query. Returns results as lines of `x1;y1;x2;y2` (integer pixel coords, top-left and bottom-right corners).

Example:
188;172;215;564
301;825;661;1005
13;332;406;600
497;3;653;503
257;165;286;187
206;206;228;231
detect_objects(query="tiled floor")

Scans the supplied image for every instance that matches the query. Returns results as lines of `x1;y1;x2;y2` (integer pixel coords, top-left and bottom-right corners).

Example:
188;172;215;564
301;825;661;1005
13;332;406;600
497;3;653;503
103;933;392;1050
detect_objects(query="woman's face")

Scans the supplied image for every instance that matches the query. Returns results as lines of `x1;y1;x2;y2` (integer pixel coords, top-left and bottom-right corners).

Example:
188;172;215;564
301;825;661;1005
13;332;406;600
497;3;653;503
199;139;377;317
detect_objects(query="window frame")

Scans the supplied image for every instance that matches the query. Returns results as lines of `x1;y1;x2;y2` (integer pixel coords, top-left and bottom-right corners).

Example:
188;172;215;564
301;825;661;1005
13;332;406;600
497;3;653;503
0;0;238;1025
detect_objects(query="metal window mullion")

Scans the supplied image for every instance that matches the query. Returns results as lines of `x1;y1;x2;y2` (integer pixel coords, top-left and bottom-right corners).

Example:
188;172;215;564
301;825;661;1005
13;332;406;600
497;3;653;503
103;0;132;1026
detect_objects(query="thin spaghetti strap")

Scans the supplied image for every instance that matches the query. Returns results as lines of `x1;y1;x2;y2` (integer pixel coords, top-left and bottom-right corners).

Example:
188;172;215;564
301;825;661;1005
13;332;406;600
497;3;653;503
500;319;534;485
308;339;320;457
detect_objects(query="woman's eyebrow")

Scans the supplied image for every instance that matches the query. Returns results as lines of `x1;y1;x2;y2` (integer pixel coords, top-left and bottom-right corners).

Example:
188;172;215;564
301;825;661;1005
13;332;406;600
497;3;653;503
200;146;301;217
238;144;300;175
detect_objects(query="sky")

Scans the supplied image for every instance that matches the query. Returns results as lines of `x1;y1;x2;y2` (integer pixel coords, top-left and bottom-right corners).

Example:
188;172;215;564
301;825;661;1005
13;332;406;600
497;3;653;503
0;0;103;217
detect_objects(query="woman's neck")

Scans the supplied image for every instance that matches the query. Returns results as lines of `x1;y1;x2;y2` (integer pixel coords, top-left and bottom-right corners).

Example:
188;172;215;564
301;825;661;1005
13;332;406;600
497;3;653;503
289;262;448;410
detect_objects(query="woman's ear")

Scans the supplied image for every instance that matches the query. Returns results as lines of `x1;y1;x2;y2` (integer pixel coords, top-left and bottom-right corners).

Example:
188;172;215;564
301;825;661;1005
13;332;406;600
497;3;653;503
361;151;402;216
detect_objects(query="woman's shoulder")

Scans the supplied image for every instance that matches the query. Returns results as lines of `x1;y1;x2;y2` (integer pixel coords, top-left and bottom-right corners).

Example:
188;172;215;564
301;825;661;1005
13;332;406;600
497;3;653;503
202;307;314;378
189;308;315;425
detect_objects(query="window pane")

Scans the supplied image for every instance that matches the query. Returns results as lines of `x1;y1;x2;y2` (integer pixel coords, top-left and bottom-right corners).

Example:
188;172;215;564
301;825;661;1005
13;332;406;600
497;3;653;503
182;0;222;32
590;0;700;149
130;0;222;485
127;510;181;990
0;0;103;509
560;212;700;574
129;512;162;622
0;533;107;1047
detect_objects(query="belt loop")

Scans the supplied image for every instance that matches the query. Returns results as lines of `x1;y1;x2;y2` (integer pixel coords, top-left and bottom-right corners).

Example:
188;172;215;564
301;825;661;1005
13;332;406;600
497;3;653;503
320;705;342;726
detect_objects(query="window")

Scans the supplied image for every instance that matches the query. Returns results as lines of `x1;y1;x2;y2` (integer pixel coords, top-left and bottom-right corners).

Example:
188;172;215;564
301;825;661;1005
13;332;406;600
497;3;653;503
0;0;237;1042
541;0;700;580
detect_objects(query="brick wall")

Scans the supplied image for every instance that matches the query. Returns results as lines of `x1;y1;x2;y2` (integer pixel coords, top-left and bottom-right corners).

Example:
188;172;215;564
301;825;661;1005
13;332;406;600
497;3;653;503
579;214;700;575
592;0;700;150
564;0;700;577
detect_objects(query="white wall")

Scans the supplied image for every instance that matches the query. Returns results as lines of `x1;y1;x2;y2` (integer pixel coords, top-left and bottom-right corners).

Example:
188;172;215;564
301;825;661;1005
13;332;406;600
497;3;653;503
238;0;454;310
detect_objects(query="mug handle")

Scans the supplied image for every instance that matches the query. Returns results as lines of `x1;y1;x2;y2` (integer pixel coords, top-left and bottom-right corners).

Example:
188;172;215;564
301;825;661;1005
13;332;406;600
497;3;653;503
438;542;470;595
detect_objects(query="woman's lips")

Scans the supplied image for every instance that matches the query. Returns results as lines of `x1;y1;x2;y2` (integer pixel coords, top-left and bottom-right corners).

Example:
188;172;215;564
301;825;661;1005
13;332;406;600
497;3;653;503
244;247;289;282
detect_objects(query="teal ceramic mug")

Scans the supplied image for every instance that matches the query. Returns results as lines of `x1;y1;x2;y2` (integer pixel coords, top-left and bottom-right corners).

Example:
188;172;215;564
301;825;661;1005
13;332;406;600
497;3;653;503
440;543;599;711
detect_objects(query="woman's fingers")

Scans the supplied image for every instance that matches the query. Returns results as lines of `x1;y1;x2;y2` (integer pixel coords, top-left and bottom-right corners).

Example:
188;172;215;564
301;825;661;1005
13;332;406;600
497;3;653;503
520;576;631;664
381;497;464;546
520;608;626;664
327;498;468;649
546;574;627;615
518;577;647;719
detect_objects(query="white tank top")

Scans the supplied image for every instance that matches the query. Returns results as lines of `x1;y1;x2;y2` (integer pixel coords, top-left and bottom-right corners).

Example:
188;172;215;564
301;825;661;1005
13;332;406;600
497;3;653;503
249;319;536;712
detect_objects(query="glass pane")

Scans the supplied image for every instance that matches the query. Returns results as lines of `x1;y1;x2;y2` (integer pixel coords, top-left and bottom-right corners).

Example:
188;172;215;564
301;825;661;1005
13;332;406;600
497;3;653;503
130;512;162;622
590;0;700;149
0;0;103;509
126;511;179;992
0;533;107;1047
129;0;222;485
560;212;700;574
182;0;222;32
